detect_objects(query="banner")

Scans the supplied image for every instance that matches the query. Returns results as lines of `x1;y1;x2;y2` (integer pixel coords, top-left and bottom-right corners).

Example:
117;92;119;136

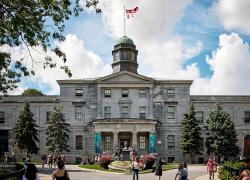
149;132;156;153
95;132;101;153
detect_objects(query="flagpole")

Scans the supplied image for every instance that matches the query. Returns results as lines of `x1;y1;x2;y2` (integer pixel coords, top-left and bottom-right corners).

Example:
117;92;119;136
124;6;126;36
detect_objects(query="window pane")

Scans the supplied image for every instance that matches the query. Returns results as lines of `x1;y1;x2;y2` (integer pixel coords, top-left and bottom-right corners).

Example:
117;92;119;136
75;106;83;120
46;111;51;122
104;136;111;150
122;89;129;97
75;89;83;96
75;135;83;150
167;106;175;119
245;111;250;123
196;111;204;123
114;52;119;61
122;51;129;60
104;89;111;97
104;106;111;119
167;89;175;96
122;106;129;118
139;89;146;98
0;112;4;123
167;135;175;150
139;136;146;150
139;107;146;119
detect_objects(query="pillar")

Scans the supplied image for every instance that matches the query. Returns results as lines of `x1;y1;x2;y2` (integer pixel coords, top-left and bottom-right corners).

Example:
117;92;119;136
113;132;118;148
132;132;137;150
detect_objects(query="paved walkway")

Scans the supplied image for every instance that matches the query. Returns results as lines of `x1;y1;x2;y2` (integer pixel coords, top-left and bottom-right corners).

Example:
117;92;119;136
37;165;217;180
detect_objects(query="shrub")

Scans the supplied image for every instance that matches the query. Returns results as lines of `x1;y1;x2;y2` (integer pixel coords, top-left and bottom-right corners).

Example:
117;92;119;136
98;154;112;169
142;154;156;169
218;167;238;180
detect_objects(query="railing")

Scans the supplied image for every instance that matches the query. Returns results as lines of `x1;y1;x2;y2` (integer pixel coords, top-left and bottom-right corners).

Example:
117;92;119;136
0;162;24;180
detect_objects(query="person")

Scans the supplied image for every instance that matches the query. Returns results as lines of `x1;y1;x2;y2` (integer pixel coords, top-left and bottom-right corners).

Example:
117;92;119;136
183;162;188;179
53;154;57;168
175;164;188;180
47;154;53;168
24;156;31;170
155;158;163;180
22;164;40;180
52;160;70;180
238;169;250;180
207;159;217;180
41;154;46;168
131;157;140;180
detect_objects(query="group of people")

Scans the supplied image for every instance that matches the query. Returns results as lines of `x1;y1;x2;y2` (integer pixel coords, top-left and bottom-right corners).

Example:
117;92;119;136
22;156;70;180
41;153;65;168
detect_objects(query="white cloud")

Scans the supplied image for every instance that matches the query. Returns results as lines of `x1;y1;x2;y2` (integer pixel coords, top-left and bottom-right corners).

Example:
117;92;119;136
213;0;250;34
5;34;112;95
191;33;250;95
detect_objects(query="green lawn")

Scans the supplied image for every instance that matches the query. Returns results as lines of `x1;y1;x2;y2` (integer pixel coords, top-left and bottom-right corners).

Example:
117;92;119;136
79;163;177;174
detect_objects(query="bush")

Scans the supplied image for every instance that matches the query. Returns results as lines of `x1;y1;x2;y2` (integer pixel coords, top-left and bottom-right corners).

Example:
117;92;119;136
98;154;112;169
218;167;238;180
142;154;156;169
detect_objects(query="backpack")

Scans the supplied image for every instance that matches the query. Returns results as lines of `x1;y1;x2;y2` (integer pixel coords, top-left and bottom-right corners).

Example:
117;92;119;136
180;169;188;177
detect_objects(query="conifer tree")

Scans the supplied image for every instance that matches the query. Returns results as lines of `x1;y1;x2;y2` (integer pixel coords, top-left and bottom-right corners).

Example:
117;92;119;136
206;102;239;160
180;103;202;163
45;106;70;154
14;103;39;154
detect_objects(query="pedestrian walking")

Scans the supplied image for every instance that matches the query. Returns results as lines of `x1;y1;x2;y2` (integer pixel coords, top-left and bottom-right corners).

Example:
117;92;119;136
24;156;31;170
41;154;46;168
22;164;40;180
183;162;188;179
175;164;188;180
131;157;140;180
155;158;163;180
207;159;217;180
52;160;70;180
47;154;53;168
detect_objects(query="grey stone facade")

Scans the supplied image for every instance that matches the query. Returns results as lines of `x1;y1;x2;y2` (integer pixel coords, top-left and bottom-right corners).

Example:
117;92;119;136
0;36;250;163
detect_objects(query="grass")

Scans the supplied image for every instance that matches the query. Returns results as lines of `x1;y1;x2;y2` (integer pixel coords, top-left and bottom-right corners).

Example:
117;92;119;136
79;163;178;174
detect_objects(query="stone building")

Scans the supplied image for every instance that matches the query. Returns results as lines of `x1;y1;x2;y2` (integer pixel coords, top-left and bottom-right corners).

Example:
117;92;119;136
0;36;250;163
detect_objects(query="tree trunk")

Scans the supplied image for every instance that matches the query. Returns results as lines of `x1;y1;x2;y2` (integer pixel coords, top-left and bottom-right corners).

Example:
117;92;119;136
189;153;193;164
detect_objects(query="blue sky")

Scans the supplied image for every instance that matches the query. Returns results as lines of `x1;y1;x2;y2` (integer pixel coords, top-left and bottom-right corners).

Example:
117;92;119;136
13;0;250;95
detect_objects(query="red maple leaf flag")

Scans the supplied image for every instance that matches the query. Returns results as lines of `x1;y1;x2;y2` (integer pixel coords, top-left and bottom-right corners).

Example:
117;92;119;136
125;7;138;18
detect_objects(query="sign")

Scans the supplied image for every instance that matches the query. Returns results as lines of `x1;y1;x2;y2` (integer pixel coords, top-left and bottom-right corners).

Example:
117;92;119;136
95;132;101;153
149;132;156;153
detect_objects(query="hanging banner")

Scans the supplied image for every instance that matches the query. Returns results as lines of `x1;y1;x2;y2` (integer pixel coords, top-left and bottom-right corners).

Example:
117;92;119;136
95;132;101;153
149;132;156;153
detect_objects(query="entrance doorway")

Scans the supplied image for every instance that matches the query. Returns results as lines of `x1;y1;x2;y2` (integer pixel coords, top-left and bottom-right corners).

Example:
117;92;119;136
244;135;250;157
118;132;132;149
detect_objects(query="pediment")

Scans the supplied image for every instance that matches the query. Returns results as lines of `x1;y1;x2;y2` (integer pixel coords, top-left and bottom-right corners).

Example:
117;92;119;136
96;71;153;83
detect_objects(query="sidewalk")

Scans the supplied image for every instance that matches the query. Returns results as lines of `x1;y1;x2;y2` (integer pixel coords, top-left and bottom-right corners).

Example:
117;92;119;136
195;172;219;180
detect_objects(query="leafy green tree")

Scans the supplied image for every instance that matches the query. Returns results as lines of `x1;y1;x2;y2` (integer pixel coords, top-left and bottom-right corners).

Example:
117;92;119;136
0;0;100;94
206;102;239;160
180;103;202;163
13;103;39;154
21;88;44;96
45;106;70;153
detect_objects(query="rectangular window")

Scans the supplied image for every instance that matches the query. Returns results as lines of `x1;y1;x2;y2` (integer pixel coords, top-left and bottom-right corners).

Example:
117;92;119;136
104;89;111;97
245;111;250;123
122;89;129;97
104;106;111;119
168;157;175;163
75;106;83;120
104;135;111;150
139;136;146;150
122;51;129;60
75;135;83;150
0;112;4;123
167;89;175;96
139;106;146;119
121;106;129;118
196;111;204;123
167;135;175;150
46;111;51;122
167;106;175;119
75;89;83;96
139;89;146;98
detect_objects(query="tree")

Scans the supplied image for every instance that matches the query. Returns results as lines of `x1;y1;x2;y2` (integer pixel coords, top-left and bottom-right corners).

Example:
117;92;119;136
45;106;70;154
206;102;239;160
180;103;202;163
13;103;39;155
21;88;44;96
0;0;100;94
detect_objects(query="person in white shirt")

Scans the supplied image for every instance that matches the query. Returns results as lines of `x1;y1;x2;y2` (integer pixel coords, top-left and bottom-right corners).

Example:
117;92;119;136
131;157;140;180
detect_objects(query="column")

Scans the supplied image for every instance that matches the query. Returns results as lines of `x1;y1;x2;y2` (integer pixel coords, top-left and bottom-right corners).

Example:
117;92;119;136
113;132;118;148
132;132;137;150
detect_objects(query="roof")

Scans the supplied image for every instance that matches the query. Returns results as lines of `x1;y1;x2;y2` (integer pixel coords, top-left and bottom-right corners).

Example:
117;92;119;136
116;36;134;45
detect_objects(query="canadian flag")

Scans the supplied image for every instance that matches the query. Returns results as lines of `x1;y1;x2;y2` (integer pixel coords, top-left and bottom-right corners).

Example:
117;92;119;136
125;7;138;18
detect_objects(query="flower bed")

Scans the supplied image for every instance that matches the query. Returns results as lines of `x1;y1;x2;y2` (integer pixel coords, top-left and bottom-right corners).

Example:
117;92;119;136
110;161;132;170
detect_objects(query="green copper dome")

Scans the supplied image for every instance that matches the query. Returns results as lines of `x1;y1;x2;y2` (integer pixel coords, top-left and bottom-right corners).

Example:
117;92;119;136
116;36;134;45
